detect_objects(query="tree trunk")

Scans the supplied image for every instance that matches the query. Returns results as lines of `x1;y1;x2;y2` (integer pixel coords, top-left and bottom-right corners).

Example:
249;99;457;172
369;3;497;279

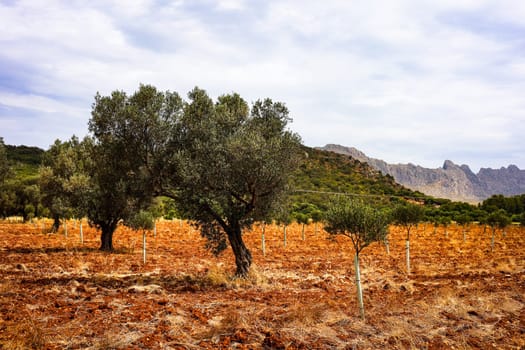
100;222;117;251
51;215;60;233
226;222;252;277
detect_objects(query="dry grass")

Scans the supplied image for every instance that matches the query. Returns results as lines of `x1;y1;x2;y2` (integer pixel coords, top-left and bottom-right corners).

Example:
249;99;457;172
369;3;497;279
1;318;50;350
0;221;524;349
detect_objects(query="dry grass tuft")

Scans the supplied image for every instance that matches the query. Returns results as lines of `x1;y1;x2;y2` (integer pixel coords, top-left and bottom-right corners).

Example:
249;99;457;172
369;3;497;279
281;302;327;326
1;319;50;350
92;330;142;350
204;265;231;287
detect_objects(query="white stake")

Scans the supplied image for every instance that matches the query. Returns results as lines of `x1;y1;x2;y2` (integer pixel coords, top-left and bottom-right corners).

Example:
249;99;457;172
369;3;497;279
406;240;411;274
143;231;147;264
261;224;266;257
80;223;83;244
355;253;365;320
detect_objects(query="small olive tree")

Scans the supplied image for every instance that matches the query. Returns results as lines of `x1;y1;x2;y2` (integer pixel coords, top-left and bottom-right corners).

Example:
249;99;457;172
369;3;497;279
455;213;472;242
392;203;424;274
487;209;511;251
324;197;390;320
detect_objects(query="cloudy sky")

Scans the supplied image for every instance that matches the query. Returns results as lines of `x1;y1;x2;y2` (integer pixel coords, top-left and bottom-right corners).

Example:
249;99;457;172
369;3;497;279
1;0;525;172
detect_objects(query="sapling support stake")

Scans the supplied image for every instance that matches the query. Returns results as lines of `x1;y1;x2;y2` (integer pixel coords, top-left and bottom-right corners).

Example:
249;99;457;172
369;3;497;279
143;231;147;264
406;240;411;274
385;237;390;255
491;228;495;252
301;223;305;241
283;225;287;248
261;223;266;257
80;223;83;244
354;252;365;320
153;221;157;238
64;221;68;238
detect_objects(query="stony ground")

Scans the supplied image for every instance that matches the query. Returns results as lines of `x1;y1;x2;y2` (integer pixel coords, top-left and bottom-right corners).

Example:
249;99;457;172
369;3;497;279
0;220;524;349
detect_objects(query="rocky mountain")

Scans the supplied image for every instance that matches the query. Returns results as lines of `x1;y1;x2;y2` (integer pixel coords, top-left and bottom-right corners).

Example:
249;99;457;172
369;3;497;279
319;144;525;203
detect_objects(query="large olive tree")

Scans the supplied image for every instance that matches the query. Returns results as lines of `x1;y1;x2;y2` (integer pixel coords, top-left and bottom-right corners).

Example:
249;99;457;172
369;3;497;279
171;88;302;276
88;84;182;251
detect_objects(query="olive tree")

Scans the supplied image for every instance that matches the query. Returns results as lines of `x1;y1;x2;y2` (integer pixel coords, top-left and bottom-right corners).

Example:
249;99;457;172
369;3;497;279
170;88;302;277
392;203;424;274
40;137;90;232
87;85;182;251
455;213;472;242
486;209;511;252
324;197;390;320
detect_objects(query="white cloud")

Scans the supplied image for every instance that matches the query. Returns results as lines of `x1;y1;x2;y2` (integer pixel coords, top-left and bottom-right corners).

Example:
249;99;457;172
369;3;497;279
0;0;524;172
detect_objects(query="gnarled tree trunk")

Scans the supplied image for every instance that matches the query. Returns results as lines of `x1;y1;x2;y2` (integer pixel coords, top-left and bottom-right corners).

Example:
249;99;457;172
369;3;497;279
51;215;60;233
226;222;252;277
100;221;118;251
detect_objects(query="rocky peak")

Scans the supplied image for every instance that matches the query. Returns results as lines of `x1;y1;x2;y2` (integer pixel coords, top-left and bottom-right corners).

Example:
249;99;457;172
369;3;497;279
319;144;525;203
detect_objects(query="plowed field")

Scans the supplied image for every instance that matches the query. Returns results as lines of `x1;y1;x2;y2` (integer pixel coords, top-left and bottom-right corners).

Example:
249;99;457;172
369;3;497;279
1;220;524;349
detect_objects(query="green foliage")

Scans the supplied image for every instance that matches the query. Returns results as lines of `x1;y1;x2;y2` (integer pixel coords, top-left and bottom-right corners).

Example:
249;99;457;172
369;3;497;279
5;144;44;166
87;84;181;250
481;194;525;216
39;137;90;229
289;147;427;214
324;197;391;254
486;209;511;229
0;137;10;184
291;202;322;224
392;203;424;240
519;213;525;226
169;87;303;275
454;212;472;227
127;210;155;231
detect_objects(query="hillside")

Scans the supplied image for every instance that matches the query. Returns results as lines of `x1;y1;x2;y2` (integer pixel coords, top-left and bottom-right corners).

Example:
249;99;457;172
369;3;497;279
5;144;44;179
289;147;430;211
320;144;525;203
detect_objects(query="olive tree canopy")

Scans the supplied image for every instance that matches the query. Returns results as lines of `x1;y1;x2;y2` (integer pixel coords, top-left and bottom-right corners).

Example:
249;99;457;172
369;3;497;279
87;84;182;250
171;88;303;276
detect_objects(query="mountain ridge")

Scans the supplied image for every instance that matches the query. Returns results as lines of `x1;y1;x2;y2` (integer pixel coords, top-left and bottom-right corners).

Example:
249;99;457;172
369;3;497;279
319;144;525;203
